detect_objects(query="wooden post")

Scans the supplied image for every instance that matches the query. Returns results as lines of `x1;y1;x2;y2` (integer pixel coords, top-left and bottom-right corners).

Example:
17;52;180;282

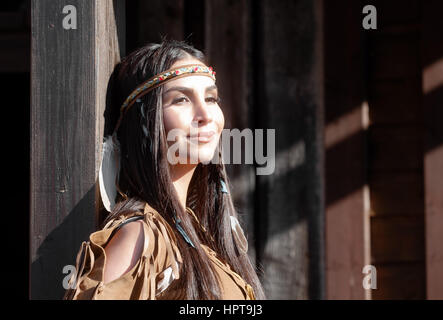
368;0;426;299
254;0;325;299
30;0;125;299
422;0;443;300
324;1;371;299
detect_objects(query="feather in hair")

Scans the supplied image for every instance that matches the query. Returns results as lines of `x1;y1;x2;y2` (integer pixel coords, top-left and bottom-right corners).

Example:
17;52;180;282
99;134;120;212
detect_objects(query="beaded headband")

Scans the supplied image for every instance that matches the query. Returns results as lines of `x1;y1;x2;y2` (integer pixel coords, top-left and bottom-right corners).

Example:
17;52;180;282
113;64;216;133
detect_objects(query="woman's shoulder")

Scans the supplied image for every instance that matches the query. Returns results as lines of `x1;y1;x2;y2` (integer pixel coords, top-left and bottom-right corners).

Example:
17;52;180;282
64;202;183;299
93;202;182;266
101;218;146;284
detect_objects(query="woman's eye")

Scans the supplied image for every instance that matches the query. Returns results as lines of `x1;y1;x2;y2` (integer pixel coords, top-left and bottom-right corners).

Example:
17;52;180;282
172;97;189;105
206;96;220;104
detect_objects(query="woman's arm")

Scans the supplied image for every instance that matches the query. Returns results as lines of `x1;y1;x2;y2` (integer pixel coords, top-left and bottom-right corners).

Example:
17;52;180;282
102;220;145;284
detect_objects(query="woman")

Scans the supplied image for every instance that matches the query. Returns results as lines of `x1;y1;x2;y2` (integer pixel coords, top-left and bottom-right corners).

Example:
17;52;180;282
64;40;265;300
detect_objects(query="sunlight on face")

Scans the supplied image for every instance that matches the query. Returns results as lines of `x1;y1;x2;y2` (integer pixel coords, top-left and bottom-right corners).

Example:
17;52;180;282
162;58;225;165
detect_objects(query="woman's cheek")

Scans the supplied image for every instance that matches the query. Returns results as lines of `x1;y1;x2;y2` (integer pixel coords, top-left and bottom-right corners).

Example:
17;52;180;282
162;110;174;134
214;105;225;133
163;109;185;135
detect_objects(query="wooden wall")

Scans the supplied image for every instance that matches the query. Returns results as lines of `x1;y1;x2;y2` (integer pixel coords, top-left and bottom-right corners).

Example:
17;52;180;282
367;0;425;299
324;0;371;299
325;0;443;299
30;0;125;299
249;0;325;299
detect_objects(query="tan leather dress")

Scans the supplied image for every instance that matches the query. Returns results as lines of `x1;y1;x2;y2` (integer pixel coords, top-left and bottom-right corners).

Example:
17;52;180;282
63;203;255;300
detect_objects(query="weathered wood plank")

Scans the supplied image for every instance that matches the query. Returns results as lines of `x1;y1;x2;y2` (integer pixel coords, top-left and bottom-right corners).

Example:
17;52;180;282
324;0;370;300
370;171;424;216
368;125;423;172
257;0;325;299
369;32;421;80
94;0;125;228
369;0;419;27
30;0;124;299
368;78;421;125
366;0;426;300
371;216;425;264
372;262;426;300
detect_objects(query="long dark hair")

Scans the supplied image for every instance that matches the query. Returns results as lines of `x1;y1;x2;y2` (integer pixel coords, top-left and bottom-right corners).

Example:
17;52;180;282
103;39;265;300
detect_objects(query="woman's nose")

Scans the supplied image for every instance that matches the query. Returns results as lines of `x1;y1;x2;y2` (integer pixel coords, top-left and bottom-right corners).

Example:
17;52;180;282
193;96;213;124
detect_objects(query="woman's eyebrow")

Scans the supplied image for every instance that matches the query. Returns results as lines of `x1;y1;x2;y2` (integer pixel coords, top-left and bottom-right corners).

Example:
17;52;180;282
205;85;218;93
163;85;218;95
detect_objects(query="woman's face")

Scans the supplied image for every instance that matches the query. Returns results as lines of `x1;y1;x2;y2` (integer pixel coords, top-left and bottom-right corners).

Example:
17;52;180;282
162;58;225;165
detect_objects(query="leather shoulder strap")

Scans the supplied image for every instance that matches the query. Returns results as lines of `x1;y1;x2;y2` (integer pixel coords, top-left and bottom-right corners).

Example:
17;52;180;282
108;215;145;241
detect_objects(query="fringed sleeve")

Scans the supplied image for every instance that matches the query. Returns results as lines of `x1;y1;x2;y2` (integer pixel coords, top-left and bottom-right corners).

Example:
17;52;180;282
63;203;182;300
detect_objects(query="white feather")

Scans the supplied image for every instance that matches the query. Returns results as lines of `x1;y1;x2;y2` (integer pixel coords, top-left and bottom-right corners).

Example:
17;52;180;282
99;134;120;212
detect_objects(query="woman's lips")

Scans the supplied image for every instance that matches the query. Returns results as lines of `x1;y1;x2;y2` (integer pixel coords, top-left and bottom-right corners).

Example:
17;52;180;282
187;131;216;143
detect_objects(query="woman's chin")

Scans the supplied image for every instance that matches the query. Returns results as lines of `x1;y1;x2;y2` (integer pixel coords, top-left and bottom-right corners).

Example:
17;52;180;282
176;149;218;165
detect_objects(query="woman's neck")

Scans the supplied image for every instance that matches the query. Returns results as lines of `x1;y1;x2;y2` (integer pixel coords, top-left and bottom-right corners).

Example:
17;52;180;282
169;163;197;211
